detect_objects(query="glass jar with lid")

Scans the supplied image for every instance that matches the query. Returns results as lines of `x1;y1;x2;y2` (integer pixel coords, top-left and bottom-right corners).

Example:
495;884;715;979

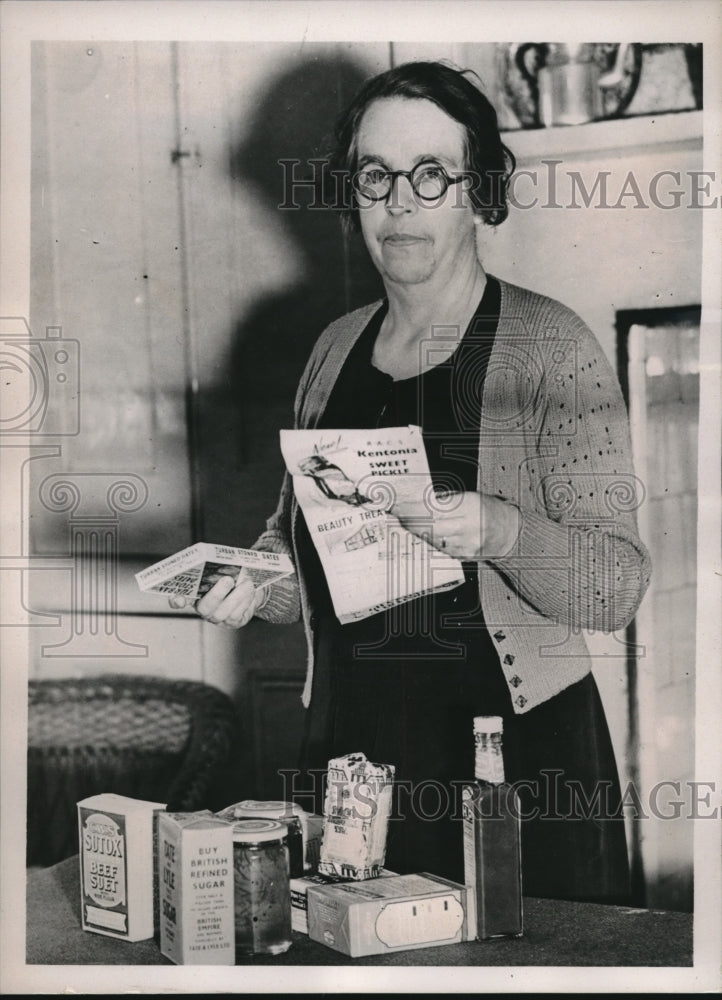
232;819;292;957
220;800;306;877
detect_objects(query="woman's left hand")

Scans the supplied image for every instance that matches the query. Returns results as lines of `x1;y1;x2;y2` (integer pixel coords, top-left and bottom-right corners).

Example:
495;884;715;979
392;491;521;560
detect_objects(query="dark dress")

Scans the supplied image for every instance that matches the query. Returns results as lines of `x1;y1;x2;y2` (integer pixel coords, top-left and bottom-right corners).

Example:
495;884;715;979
297;277;630;902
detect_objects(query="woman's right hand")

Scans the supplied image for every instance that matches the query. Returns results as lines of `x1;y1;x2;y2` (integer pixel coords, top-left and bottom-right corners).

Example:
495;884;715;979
168;570;267;629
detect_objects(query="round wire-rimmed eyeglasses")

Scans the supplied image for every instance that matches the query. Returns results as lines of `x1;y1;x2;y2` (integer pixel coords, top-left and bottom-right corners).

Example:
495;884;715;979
353;162;467;203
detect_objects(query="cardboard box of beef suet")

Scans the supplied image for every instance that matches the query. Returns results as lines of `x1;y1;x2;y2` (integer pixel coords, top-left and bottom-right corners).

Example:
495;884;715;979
78;793;166;942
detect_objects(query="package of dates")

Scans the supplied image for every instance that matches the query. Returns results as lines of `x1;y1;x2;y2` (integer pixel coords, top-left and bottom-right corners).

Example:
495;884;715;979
318;752;395;880
135;542;293;601
77;793;166;941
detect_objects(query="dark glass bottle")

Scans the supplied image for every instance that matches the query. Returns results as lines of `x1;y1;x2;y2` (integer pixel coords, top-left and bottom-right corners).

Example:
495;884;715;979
462;715;523;939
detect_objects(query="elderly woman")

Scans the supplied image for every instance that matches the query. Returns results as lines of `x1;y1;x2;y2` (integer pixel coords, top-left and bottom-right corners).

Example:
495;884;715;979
174;62;651;902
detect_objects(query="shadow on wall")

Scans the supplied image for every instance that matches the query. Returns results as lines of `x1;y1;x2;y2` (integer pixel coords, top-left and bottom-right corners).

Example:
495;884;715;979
192;54;383;794
197;53;383;547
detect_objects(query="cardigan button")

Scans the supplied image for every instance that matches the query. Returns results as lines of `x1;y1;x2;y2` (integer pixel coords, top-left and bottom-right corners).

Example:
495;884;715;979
510;675;523;688
503;653;515;666
515;695;528;708
493;630;506;642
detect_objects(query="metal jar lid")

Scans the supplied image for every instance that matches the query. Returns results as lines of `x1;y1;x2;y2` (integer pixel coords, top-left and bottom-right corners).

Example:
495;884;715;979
231;819;286;843
235;799;303;816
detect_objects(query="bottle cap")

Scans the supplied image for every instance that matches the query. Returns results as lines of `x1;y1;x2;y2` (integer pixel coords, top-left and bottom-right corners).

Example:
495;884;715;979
231;819;286;843
473;715;503;734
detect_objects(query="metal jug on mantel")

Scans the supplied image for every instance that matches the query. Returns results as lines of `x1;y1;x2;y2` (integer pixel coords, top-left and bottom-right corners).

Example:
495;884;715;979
502;43;642;127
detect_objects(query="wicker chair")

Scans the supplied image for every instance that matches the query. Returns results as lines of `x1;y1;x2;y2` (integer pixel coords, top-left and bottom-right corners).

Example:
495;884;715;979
27;674;245;867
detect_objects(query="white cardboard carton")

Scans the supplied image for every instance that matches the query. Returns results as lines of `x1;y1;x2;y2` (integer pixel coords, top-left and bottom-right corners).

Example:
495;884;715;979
290;869;397;934
77;793;166;941
307;872;476;957
158;812;235;965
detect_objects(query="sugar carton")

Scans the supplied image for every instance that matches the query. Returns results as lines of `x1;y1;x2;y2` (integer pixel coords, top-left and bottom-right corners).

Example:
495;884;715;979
158;812;235;965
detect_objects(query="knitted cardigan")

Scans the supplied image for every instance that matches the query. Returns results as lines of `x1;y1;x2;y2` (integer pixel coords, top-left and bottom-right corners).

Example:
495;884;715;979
252;277;652;713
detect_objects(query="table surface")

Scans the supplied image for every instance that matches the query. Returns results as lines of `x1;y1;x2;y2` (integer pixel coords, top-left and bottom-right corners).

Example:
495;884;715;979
26;856;693;967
